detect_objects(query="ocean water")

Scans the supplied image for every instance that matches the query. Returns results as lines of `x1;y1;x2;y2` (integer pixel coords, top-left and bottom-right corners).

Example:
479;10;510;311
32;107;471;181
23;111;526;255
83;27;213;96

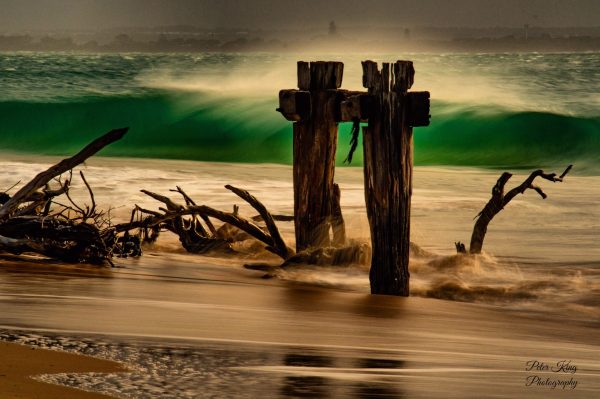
0;52;599;398
0;157;598;316
0;52;599;170
0;49;599;315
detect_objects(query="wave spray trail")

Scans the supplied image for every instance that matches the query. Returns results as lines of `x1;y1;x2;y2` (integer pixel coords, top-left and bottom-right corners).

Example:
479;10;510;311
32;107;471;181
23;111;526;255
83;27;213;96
0;52;599;170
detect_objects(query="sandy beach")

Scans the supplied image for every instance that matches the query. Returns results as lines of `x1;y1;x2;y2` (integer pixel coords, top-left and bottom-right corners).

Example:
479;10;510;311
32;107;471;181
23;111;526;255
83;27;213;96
0;340;124;399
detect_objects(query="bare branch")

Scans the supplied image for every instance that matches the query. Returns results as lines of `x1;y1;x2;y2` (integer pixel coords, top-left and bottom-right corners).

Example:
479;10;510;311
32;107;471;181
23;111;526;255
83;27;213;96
141;190;182;211
169;187;209;236
170;186;197;206
560;164;573;180
0;128;128;220
530;185;547;199
1;180;21;194
252;214;295;222
467;166;572;254
135;205;163;218
225;184;291;259
79;171;96;221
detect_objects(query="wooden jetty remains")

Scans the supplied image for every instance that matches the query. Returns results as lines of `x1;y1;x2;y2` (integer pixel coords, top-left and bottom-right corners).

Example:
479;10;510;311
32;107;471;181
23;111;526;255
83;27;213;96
279;60;430;296
278;61;344;252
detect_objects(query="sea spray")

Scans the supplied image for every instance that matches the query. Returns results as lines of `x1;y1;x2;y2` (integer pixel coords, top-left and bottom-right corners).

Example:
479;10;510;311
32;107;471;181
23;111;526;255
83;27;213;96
1;52;599;170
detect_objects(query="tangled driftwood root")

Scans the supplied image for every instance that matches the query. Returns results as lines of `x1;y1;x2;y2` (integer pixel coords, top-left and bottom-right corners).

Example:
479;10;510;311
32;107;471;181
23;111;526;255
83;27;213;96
0;128;136;266
117;185;366;269
116;185;294;258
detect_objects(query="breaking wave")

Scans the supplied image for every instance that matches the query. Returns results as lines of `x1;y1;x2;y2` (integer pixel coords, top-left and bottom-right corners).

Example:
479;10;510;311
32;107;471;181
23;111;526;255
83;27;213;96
0;94;598;171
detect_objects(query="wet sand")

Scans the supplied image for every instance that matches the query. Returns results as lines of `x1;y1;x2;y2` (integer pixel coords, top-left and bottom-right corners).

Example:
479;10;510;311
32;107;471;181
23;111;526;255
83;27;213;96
0;340;125;399
0;157;599;397
0;253;599;398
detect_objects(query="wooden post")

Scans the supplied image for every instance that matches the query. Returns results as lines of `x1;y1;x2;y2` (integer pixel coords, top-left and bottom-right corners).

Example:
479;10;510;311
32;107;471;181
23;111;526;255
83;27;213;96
331;183;346;246
362;61;416;296
289;61;343;252
277;60;429;277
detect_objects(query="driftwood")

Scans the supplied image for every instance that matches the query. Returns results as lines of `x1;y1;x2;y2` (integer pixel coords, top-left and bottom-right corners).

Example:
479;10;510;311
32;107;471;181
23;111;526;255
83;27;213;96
0;128;131;265
117;185;366;268
225;185;291;259
243;243;371;280
281;243;370;267
0;128;127;221
459;165;573;254
0;216;110;264
116;185;294;259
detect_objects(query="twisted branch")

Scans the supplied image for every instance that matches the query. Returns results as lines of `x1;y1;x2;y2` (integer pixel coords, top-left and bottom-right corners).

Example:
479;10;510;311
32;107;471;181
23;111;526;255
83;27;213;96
466;165;572;254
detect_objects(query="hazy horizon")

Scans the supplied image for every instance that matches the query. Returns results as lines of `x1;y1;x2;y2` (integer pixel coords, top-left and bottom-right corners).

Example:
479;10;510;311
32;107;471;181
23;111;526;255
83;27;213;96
0;0;599;33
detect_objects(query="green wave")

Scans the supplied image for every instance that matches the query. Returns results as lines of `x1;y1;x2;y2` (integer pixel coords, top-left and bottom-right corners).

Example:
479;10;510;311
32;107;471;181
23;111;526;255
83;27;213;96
416;104;600;169
0;94;598;170
0;93;294;163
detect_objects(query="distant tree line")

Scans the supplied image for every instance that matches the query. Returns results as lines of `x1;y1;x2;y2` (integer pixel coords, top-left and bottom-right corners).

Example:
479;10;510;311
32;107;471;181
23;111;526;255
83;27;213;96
0;33;288;52
1;32;600;53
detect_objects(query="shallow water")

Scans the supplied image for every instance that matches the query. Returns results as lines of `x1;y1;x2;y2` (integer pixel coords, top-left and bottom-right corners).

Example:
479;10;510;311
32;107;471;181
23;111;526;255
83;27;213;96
0;157;599;397
1;156;599;314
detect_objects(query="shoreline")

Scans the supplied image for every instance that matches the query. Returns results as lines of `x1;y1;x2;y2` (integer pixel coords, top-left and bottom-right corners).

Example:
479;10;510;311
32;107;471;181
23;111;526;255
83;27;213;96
0;289;598;398
0;340;125;399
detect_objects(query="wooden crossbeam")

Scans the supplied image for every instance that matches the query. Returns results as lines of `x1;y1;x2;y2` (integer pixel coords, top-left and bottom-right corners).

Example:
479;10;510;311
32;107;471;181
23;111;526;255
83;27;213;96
407;91;431;127
278;88;430;126
277;90;311;122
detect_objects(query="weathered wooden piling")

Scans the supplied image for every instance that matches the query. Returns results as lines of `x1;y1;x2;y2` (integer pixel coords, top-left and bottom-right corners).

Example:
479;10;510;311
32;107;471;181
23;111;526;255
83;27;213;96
362;61;429;296
331;183;346;246
278;61;344;251
278;59;430;297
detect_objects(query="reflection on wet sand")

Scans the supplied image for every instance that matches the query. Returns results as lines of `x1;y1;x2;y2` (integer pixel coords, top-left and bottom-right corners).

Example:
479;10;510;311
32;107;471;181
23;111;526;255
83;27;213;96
284;353;335;368
282;376;330;398
282;354;332;398
280;353;406;399
353;384;405;399
0;252;599;398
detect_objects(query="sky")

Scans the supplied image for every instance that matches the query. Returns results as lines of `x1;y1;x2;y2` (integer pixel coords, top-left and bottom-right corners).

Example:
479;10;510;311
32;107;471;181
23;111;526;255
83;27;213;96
0;0;599;32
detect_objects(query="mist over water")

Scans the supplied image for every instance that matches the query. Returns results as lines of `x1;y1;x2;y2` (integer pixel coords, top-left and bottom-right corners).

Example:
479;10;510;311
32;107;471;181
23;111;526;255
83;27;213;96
0;52;599;171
